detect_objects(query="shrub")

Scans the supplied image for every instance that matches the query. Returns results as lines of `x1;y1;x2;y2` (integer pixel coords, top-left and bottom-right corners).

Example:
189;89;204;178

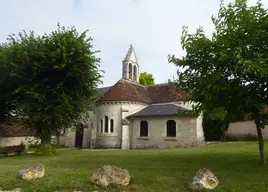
202;114;230;141
0;147;7;153
33;145;56;156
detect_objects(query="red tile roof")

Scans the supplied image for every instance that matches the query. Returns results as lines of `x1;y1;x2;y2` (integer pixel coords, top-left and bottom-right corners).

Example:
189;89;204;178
0;124;33;137
96;79;189;104
147;83;188;104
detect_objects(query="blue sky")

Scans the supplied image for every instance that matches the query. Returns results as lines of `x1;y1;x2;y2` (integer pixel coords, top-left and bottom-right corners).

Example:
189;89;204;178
1;0;267;87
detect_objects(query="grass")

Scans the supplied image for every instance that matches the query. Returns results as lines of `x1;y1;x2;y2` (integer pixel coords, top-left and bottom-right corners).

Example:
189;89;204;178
1;142;268;192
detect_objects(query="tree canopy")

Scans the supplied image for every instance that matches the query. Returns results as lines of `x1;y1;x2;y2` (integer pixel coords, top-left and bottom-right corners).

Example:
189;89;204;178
0;24;103;151
0;44;19;123
169;0;268;164
139;72;155;86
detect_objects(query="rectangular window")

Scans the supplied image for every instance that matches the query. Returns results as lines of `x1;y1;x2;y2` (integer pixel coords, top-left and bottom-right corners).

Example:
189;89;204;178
166;120;176;137
110;119;114;133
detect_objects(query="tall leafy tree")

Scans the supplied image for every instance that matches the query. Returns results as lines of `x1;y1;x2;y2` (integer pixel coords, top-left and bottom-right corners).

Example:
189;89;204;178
3;24;102;150
139;72;155;86
169;0;268;164
0;44;19;123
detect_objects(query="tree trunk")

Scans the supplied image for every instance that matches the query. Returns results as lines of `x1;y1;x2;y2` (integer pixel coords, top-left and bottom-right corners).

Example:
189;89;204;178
255;118;266;164
40;139;51;149
40;129;52;149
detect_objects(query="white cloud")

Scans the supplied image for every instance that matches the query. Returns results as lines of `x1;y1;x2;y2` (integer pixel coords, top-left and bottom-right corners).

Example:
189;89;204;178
0;0;267;87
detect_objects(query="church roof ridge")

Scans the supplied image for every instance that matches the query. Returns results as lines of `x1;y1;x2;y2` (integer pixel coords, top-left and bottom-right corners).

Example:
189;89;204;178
96;79;189;104
119;78;145;87
147;82;169;87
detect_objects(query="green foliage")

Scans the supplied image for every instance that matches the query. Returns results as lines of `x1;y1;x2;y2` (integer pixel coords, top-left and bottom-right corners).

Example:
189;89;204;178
33;145;56;156
169;0;268;163
202;110;230;141
1;23;103;146
139;72;155;86
0;45;19;123
0;147;8;153
224;133;258;141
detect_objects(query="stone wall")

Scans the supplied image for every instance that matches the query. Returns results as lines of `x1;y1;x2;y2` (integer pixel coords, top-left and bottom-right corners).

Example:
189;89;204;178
130;115;203;149
64;128;76;147
62;110;96;148
94;101;147;149
0;136;57;148
196;112;205;142
227;121;268;140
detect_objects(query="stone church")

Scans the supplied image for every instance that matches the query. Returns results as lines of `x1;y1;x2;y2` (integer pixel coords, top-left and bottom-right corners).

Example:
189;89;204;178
62;45;205;149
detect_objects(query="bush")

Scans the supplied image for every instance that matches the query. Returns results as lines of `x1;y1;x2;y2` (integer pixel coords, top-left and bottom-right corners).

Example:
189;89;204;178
33;145;56;156
223;133;258;141
28;143;40;149
0;147;7;153
202;116;230;141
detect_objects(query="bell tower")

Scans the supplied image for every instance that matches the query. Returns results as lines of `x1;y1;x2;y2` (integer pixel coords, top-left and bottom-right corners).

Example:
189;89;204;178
122;44;140;83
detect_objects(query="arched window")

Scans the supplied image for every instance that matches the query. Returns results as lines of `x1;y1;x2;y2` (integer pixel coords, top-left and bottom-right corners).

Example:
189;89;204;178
104;116;109;133
100;119;103;133
140;121;148;137
166;120;176;137
133;65;137;81
110;119;114;133
129;63;132;79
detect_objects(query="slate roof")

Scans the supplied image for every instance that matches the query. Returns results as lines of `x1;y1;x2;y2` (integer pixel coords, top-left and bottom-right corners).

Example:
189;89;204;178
96;79;189;104
97;86;112;95
127;103;189;118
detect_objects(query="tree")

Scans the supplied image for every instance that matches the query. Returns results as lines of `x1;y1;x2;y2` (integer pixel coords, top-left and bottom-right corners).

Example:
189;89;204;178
139;72;155;85
2;24;102;152
169;0;268;164
0;44;20;124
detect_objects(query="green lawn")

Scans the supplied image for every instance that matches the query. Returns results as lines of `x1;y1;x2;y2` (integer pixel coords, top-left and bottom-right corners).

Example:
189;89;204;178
1;142;268;192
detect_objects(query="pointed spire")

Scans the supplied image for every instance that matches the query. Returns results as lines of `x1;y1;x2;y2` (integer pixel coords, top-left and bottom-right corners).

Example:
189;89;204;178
123;44;138;65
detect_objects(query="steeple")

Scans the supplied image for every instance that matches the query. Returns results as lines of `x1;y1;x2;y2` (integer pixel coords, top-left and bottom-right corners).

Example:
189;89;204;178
122;44;140;83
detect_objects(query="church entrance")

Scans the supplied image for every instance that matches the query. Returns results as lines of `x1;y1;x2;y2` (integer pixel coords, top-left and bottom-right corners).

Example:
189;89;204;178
75;123;84;148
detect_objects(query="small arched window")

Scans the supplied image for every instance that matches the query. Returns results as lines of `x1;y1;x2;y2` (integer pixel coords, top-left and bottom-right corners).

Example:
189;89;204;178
133;65;137;81
100;119;103;133
110;119;114;133
129;63;132;79
166;120;176;137
140;121;148;137
104;116;109;133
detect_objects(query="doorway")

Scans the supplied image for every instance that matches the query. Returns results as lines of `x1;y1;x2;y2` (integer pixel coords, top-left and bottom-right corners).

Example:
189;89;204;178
75;123;84;148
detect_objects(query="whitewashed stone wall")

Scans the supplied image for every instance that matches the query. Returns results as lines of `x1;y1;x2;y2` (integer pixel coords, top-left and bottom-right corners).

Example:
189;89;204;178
0;136;57;149
227;121;268;140
62;110;96;148
130;116;203;149
62;101;205;149
94;101;147;149
63;127;76;147
196;112;205;142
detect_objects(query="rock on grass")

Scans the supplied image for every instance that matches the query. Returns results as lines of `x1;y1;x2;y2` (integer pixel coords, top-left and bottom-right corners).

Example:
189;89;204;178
188;168;219;191
19;164;45;180
91;165;130;187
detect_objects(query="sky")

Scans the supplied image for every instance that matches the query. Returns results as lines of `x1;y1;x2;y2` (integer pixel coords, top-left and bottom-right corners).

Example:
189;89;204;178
1;0;267;87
